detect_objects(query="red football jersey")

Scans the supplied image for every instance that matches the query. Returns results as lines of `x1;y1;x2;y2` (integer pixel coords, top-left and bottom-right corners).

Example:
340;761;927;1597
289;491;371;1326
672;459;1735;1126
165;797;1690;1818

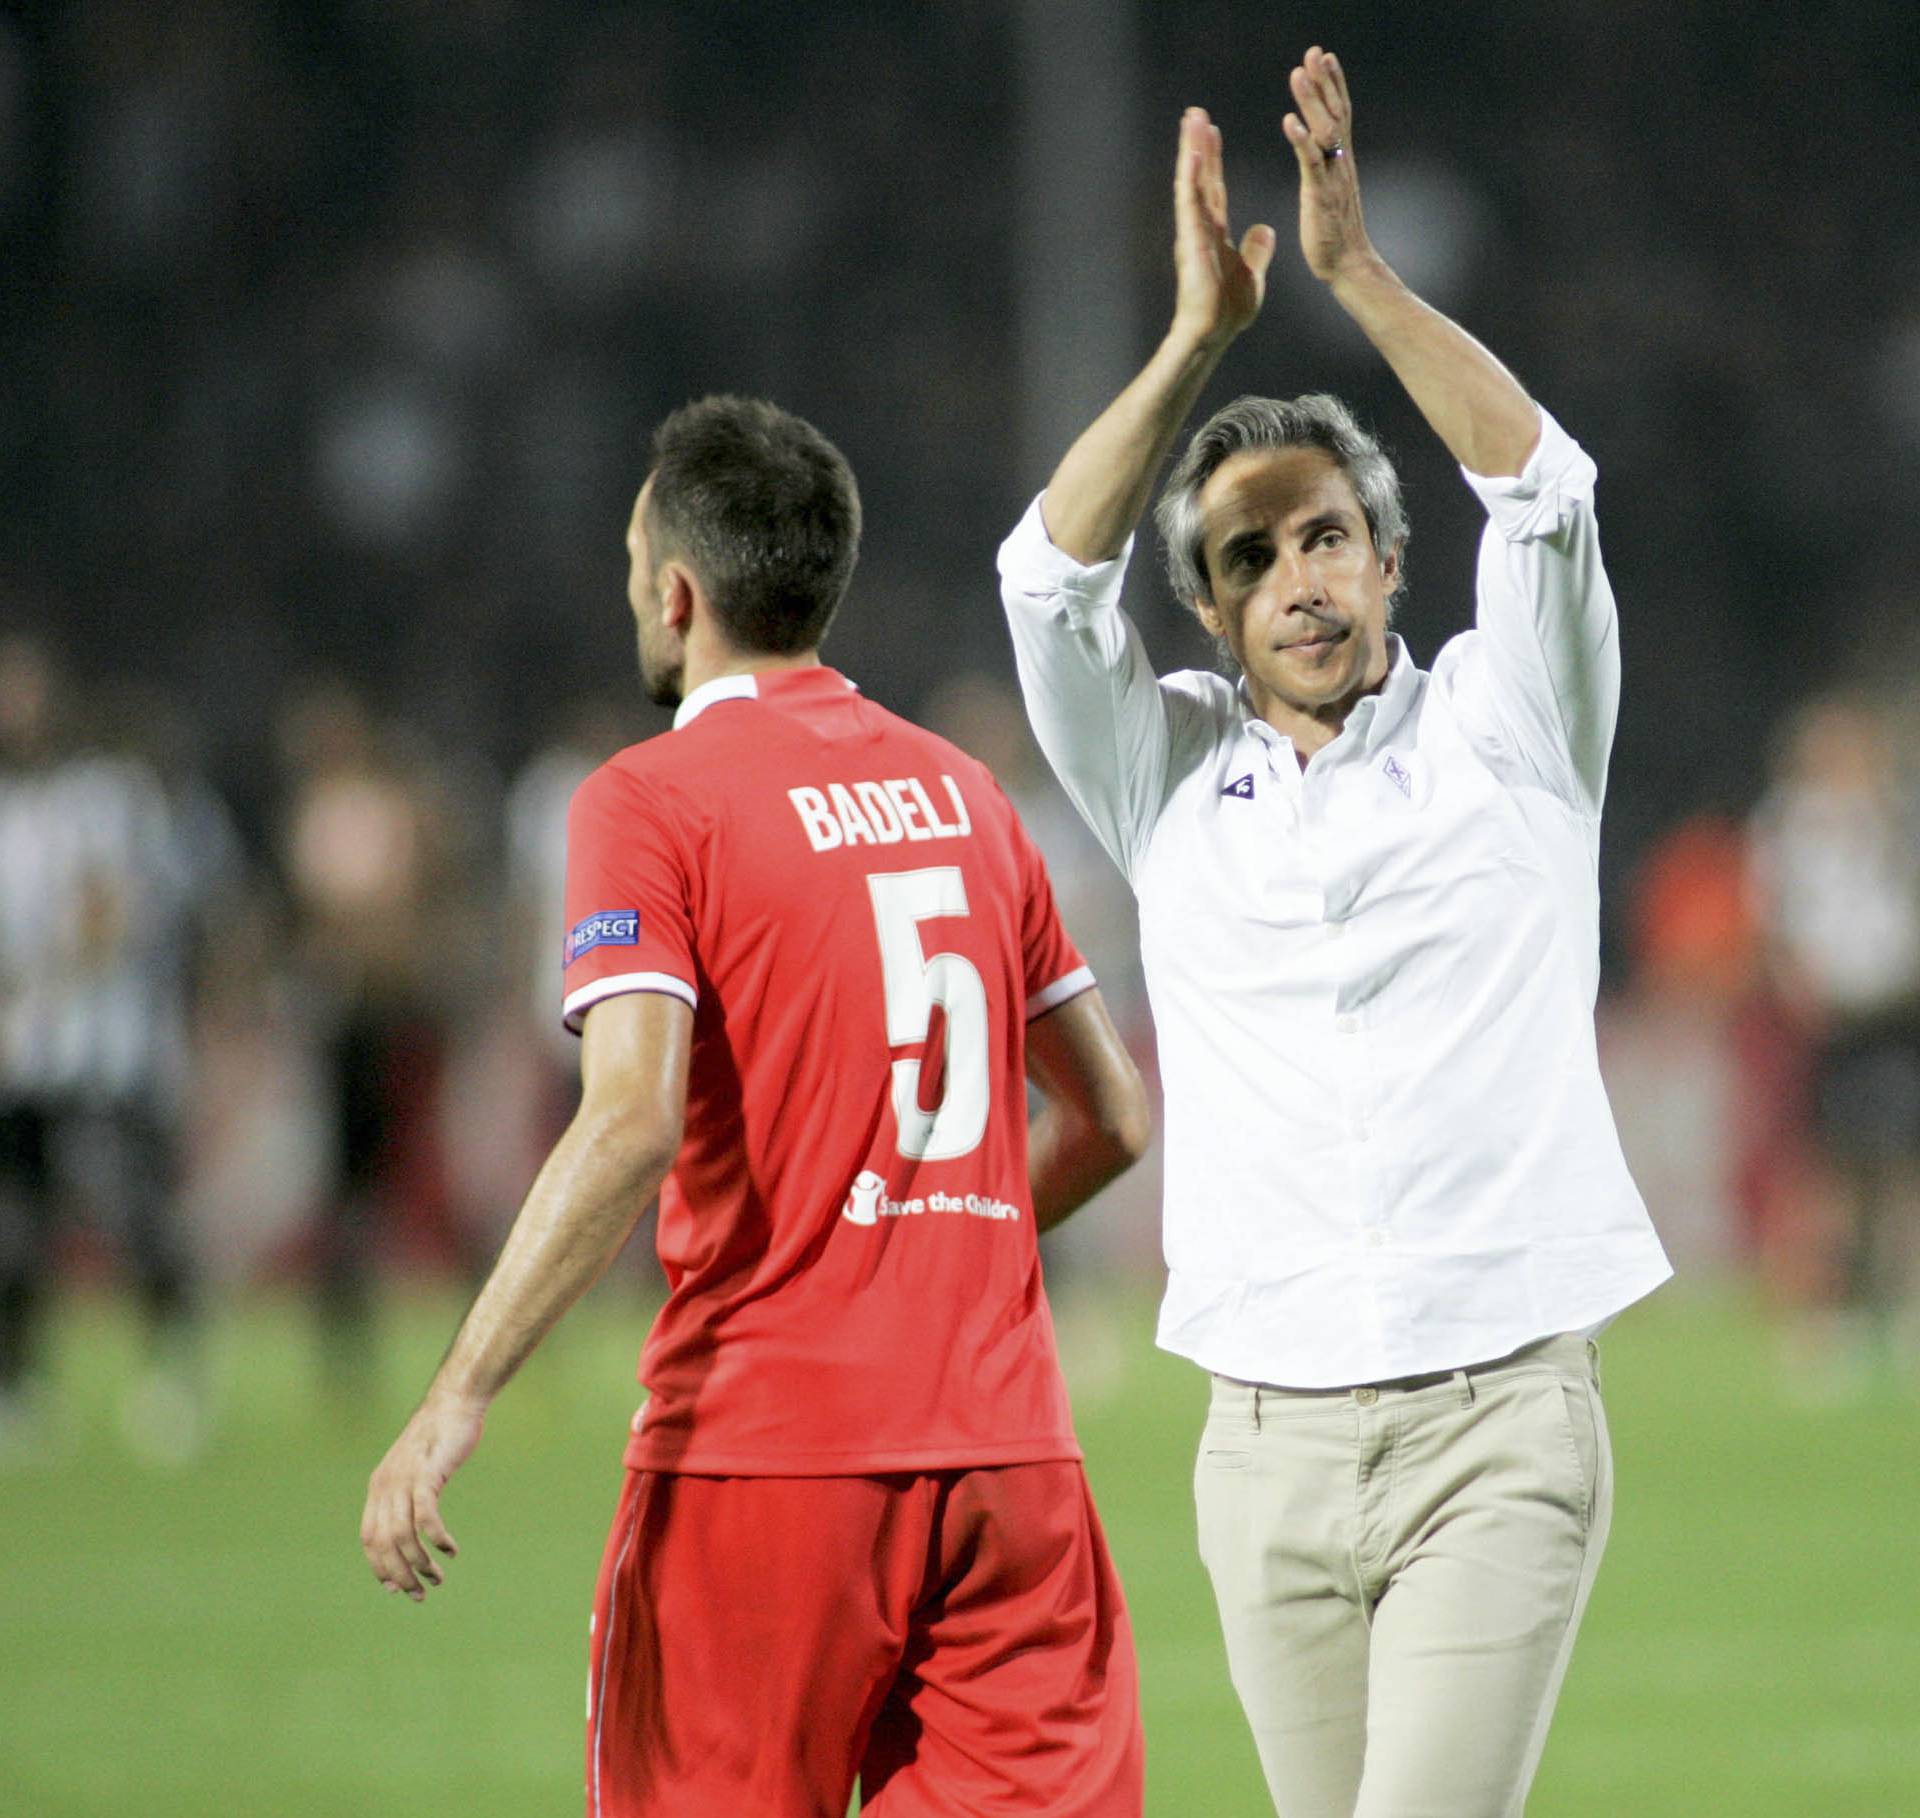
561;667;1095;1474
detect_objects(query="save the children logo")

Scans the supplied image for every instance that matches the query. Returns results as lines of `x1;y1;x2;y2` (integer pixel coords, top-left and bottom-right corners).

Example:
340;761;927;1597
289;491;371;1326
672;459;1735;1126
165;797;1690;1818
840;1170;1021;1226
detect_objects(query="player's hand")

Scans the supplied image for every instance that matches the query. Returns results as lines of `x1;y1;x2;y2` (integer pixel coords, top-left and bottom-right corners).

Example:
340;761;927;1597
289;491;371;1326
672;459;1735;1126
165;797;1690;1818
1170;107;1275;351
1282;47;1375;284
360;1391;484;1602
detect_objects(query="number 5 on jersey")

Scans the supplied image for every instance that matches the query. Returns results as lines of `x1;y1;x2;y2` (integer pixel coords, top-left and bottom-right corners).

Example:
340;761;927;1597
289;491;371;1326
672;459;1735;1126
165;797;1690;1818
867;868;990;1161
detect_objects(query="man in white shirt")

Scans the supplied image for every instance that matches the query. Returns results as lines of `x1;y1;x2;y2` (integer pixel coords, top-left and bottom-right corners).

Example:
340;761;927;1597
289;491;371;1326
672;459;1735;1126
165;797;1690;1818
996;49;1670;1817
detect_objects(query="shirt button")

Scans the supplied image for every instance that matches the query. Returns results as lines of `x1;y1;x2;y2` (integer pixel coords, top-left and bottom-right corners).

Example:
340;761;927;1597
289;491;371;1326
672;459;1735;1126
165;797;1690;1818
1353;1124;1372;1144
1325;921;1346;942
1354;1386;1380;1406
1335;1014;1359;1035
1365;1229;1388;1247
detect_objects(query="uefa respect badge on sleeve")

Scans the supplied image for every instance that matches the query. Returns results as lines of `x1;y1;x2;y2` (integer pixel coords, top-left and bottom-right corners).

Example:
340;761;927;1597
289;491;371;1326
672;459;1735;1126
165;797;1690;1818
565;909;641;966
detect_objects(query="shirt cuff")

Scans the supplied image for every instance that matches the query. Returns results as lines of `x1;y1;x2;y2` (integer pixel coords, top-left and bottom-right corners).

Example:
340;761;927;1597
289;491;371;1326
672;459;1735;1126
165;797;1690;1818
996;495;1136;627
1457;406;1598;544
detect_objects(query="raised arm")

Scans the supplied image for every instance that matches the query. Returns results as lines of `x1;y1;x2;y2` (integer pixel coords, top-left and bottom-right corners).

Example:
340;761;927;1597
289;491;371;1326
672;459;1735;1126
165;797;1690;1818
1287;48;1619;806
1042;108;1275;560
1284;46;1538;478
1001;110;1273;877
360;991;689;1602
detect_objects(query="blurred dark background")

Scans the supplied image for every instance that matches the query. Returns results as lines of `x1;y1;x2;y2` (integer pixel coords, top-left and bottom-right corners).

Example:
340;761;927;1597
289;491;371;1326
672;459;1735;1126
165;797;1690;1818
4;0;1916;930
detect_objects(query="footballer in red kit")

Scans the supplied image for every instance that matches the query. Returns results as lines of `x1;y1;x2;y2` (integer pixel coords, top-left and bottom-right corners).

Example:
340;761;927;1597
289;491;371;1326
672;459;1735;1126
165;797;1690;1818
362;396;1150;1818
564;667;1093;1476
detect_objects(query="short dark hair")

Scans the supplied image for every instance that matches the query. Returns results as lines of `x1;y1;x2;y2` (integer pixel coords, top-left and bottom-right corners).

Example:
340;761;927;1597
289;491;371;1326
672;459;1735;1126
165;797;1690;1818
645;396;862;656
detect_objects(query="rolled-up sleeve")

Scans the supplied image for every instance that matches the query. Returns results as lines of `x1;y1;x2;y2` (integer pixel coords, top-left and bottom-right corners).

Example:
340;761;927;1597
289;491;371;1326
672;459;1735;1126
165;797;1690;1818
996;497;1172;882
1458;408;1620;814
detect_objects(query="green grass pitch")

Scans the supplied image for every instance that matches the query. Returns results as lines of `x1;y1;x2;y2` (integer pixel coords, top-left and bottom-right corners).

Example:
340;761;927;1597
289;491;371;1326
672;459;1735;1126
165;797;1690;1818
2;1282;1916;1814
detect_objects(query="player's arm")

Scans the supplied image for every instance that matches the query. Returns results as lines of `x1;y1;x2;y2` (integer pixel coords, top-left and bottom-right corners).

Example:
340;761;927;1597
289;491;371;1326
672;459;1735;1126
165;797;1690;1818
360;991;690;1602
1040;107;1274;561
1285;45;1537;478
1024;988;1151;1233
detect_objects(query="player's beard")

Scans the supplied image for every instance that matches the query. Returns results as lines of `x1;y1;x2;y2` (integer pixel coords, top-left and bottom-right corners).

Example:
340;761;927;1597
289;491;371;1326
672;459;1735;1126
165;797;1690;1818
635;605;684;708
638;638;683;708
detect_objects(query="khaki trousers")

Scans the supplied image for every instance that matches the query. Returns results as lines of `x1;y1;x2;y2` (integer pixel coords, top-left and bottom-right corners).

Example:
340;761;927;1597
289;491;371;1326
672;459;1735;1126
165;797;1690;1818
1193;1335;1610;1818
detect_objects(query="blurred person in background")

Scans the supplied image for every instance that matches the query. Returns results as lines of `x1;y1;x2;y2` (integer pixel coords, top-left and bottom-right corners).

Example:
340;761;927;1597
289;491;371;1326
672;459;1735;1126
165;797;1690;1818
277;678;471;1399
1604;815;1762;1277
1612;812;1840;1340
997;55;1668;1815
1749;689;1920;1394
0;633;238;1462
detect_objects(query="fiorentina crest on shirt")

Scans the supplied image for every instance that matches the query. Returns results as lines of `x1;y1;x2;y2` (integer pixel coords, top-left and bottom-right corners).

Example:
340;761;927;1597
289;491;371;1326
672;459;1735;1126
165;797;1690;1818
1381;754;1413;799
1221;773;1255;800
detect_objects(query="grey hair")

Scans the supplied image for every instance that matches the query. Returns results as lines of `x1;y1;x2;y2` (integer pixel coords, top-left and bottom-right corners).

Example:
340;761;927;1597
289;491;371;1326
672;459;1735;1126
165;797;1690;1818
1153;393;1409;608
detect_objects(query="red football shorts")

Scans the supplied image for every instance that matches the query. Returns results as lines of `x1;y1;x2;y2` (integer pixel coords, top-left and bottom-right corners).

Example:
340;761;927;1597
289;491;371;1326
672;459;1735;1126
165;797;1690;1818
584;1461;1143;1817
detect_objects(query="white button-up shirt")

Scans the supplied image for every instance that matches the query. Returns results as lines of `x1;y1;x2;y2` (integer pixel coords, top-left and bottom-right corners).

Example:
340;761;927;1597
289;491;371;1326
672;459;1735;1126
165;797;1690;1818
997;407;1670;1387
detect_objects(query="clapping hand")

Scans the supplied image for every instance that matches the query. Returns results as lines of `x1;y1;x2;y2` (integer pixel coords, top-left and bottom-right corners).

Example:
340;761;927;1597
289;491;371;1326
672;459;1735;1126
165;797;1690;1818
1170;107;1275;351
1283;46;1376;284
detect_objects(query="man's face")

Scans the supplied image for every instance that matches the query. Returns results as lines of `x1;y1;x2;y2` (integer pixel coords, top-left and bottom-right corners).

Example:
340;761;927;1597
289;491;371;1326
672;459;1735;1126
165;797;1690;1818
1192;446;1397;728
626;476;683;708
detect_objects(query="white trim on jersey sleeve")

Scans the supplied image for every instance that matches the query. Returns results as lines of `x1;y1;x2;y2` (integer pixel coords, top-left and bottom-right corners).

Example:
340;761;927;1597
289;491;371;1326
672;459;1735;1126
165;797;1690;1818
563;970;699;1034
1025;965;1096;1021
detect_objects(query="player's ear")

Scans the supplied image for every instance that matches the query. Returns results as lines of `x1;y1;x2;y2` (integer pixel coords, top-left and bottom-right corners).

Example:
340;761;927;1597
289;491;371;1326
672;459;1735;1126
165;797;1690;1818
1380;544;1403;596
1189;592;1224;641
657;562;698;635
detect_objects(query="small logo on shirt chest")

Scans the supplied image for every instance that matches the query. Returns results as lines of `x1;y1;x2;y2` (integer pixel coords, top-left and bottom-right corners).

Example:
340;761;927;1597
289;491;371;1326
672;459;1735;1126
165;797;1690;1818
1381;754;1413;799
1221;773;1255;800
